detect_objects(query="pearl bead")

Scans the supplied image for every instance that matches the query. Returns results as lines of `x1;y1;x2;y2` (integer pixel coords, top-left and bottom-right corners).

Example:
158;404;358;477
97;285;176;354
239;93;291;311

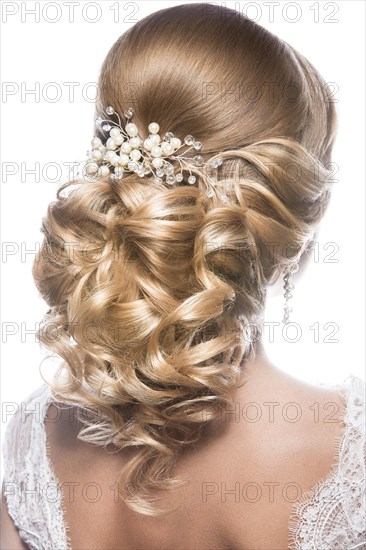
98;166;110;177
171;138;181;149
119;153;129;165
91;150;102;161
104;151;116;163
161;143;174;156
149;134;161;145
125;123;138;137
86;162;98;174
120;142;132;154
144;139;153;151
106;138;117;150
151;146;162;158
129;136;142;148
110;127;121;139
91;137;102;148
130;149;141;161
148;122;160;134
152;157;163;168
114;135;124;146
110;153;120;165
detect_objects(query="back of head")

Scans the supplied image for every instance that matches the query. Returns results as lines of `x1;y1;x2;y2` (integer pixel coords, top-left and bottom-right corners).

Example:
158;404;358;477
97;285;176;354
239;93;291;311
32;3;337;515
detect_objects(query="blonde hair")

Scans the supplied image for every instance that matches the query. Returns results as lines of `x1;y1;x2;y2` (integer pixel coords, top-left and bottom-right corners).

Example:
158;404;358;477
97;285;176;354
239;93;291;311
33;3;337;516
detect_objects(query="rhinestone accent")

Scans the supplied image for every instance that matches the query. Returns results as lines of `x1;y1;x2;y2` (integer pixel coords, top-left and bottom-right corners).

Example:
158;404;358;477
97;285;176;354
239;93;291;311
164;164;174;175
282;263;298;324
194;155;204;166
166;175;176;185
114;167;123;179
184;135;194;146
210;157;223;168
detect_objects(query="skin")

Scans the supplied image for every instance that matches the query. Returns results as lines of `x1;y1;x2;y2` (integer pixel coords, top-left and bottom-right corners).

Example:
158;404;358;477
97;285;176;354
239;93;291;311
0;502;28;550
1;339;347;549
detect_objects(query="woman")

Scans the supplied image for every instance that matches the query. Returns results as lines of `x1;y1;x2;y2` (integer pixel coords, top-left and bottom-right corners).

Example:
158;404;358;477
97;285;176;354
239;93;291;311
2;3;365;549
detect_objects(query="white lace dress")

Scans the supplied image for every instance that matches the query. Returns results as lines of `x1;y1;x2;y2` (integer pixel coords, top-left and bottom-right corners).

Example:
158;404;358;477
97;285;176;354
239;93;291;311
2;375;366;550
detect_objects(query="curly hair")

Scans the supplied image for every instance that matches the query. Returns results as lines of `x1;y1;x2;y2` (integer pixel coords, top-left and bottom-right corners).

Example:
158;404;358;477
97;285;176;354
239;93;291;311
32;3;337;516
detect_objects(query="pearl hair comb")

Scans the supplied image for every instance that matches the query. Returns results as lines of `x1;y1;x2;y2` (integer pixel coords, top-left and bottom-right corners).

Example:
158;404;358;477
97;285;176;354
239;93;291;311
82;106;230;200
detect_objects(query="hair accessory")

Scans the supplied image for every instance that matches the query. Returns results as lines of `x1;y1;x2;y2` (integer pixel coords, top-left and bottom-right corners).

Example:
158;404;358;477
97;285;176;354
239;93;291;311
282;262;299;325
81;106;231;201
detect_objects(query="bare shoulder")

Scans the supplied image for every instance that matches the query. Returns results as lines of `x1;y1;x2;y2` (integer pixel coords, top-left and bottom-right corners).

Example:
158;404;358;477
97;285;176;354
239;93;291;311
185;362;351;549
229;361;348;470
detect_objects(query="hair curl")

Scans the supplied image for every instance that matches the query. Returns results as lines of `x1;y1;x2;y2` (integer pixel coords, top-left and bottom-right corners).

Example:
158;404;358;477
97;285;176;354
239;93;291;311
32;3;337;515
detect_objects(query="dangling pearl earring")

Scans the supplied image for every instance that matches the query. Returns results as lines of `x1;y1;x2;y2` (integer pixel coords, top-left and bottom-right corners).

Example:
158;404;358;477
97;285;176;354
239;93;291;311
282;262;299;325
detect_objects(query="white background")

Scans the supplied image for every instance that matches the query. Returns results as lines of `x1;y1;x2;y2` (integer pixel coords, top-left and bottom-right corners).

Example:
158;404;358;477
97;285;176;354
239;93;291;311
1;1;365;446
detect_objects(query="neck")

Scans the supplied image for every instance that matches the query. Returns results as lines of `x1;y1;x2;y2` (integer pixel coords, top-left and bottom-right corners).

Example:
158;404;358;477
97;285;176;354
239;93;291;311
196;339;276;443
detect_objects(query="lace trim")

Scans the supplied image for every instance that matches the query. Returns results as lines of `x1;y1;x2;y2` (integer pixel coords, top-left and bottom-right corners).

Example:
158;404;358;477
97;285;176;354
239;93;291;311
2;384;72;550
288;375;366;550
43;388;73;550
